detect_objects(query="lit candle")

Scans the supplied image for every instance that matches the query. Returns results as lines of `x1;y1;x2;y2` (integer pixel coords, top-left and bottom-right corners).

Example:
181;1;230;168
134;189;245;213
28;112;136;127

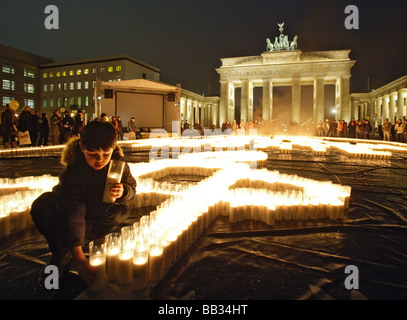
118;251;133;285
132;253;148;291
0;213;10;237
89;255;106;292
149;245;163;282
106;246;120;282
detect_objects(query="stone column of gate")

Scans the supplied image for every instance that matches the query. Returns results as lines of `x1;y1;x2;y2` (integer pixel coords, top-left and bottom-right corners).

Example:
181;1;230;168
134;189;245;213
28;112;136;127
382;95;389;121
182;98;188;124
219;81;228;126
374;99;380;127
342;76;351;122
194;101;201;124
336;76;351;122
262;79;273;121
396;89;405;121
367;101;374;124
313;78;325;123
241;80;249;123
292;78;301;123
389;92;397;123
352;100;359;120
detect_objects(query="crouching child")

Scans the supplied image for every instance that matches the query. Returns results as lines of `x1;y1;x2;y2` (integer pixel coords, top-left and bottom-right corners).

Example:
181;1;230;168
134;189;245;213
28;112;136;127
30;120;137;288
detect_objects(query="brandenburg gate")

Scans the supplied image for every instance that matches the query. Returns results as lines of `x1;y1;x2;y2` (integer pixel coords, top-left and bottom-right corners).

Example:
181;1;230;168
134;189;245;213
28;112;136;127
216;23;356;125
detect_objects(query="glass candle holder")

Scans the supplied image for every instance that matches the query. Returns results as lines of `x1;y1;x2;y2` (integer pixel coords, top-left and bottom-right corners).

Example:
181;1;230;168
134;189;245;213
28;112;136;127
132;236;149;291
118;249;133;285
88;238;107;292
103;159;125;203
121;225;135;252
105;232;121;282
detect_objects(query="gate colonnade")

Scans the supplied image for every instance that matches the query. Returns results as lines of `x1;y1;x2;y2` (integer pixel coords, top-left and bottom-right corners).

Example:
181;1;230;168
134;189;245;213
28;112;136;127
216;50;356;126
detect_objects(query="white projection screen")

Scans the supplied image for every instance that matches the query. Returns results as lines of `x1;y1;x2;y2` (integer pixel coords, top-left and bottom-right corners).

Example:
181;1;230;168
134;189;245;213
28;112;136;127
116;92;164;128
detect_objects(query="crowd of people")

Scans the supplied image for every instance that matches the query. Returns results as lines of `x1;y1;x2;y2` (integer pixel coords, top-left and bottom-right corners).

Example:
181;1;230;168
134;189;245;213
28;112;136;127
2;100;407;149
0;102;143;148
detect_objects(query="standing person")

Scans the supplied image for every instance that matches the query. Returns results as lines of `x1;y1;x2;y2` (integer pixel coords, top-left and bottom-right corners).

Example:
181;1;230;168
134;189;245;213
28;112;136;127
323;119;330;137
30;110;41;146
363;119;372;139
50;110;61;145
337;120;343;137
183;120;190;131
111;116;119;138
37;113;49;146
330;120;337;137
232;119;238;135
60;111;74;143
357;120;364;139
72;110;84;137
1;100;19;148
18;106;33;146
30;120;137;288
117;116;124;140
128;117;136;140
382;118;392;141
348;118;356;138
317;120;324;137
394;119;405;142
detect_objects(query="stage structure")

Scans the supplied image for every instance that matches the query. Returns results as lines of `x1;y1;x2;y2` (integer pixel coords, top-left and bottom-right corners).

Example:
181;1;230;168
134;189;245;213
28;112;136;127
216;23;356;124
95;79;181;133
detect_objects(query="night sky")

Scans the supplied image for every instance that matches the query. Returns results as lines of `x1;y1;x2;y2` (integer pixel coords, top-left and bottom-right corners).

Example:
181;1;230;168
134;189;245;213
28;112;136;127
1;0;406;96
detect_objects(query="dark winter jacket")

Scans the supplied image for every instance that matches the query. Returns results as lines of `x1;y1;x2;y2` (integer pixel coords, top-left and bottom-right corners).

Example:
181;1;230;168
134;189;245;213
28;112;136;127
52;137;137;249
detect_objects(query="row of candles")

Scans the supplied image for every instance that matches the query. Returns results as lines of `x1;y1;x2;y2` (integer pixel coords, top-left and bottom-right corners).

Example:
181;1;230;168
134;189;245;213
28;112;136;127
1;135;406;159
88;163;352;292
0;175;58;237
0;145;63;158
128;135;407;159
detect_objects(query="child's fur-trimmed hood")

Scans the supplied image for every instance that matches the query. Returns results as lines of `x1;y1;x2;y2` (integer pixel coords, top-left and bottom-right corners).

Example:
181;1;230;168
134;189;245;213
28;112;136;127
60;137;124;167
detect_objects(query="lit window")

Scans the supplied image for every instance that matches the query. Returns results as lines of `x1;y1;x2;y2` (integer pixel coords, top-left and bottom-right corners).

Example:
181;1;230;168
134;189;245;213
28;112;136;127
108;66;114;72
63;83;68;90
50;84;55;92
2;65;15;74
84;81;89;89
69;97;74;106
84;69;89;75
70;82;75;90
62;71;67;77
69;70;74;76
57;97;62;107
78;96;82;107
24;99;35;108
43;73;48;78
24;68;35;78
24;83;35;93
100;67;105;73
43;99;48;108
116;65;122;72
76;69;82;75
49;73;54;78
50;98;54;108
2;80;11;90
44;84;48;92
58;83;62;91
77;82;82;90
85;96;89;107
56;72;61;77
3;97;11;107
92;68;97;74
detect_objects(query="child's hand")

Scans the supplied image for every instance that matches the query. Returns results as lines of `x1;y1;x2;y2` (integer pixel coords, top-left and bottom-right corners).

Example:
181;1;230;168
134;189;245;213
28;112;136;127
76;258;97;286
110;183;124;199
